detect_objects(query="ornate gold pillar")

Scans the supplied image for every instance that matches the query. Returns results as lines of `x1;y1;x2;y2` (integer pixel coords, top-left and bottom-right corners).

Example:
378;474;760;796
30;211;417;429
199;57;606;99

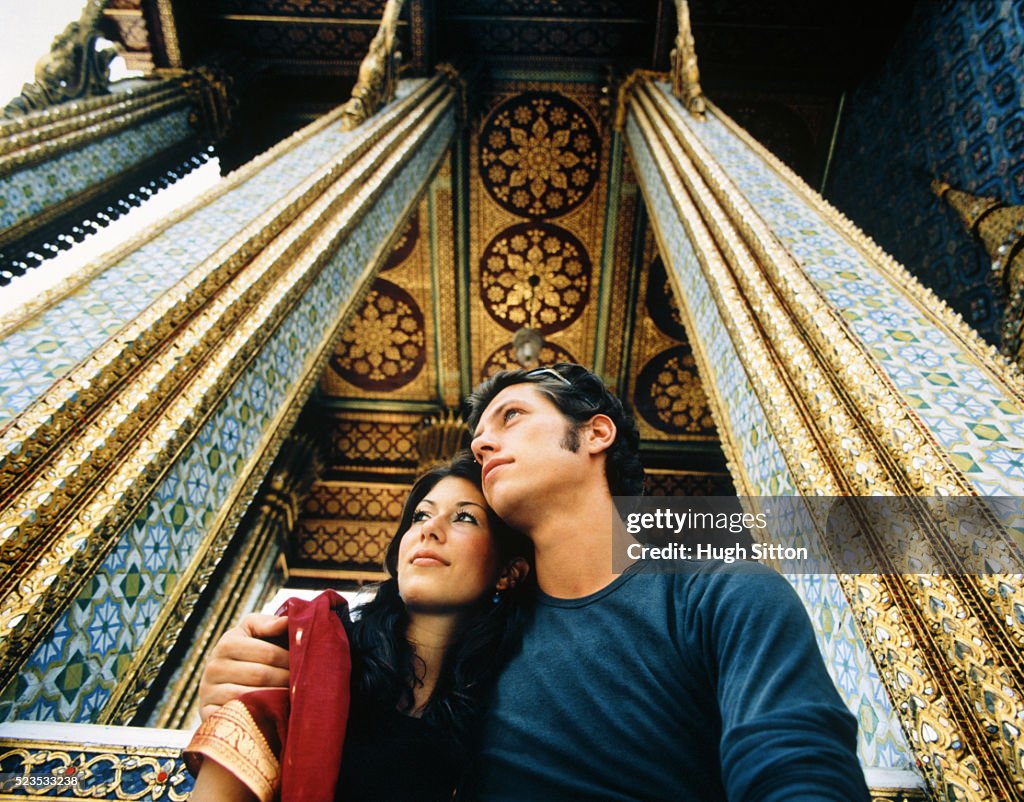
0;68;460;725
624;74;1024;801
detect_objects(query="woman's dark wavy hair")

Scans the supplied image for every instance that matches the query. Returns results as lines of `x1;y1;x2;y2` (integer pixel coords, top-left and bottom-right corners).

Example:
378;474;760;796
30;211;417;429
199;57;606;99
465;363;645;497
347;451;533;746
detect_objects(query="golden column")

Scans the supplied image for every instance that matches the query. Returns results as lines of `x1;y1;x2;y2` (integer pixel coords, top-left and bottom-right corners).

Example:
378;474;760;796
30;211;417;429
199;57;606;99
0;35;461;726
623;68;1024;802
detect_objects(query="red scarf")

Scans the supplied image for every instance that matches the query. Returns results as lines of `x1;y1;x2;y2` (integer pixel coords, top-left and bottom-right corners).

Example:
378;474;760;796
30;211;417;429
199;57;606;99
185;591;351;802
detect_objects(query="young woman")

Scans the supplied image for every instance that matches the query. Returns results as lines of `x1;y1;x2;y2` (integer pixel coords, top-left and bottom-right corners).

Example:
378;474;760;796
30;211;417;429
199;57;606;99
187;452;532;802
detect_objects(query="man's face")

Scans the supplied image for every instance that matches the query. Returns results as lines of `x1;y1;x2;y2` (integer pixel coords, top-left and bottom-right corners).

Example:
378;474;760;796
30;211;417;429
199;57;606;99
470;383;581;526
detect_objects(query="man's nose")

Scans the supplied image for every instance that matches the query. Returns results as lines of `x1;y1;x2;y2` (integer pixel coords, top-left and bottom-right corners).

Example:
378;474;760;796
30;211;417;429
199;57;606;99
471;430;495;463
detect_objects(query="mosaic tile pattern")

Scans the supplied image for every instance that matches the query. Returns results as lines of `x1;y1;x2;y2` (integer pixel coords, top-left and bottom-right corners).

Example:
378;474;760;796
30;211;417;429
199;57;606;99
0;103;455;723
666;82;1024;498
626;116;914;770
0;81;425;426
0;108;194;237
827;0;1024;342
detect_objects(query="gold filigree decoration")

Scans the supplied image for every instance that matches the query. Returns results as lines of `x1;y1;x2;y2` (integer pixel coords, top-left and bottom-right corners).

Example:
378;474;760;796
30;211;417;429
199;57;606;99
330;279;426;389
3;0;118;119
480;91;599;218
481;342;577;379
0;741;191;800
295;520;393;566
635;347;715;434
180;61;238;144
381;209;419;270
329;417;421;467
417;409;468;470
187;700;279;802
339;0;405;131
669;0;705;118
480;222;591;333
303;482;407;520
645;470;735;496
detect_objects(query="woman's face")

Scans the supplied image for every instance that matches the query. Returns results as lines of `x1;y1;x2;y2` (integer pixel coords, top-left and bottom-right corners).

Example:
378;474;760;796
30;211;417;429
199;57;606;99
396;476;500;613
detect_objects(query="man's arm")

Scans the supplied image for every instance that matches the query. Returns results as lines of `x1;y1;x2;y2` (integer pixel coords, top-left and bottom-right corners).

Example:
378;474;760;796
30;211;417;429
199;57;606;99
198;614;290;721
696;565;871;802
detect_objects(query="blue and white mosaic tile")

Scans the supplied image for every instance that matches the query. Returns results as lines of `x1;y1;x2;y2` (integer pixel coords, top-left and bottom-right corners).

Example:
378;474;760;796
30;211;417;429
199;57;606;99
828;0;1024;341
0;108;194;237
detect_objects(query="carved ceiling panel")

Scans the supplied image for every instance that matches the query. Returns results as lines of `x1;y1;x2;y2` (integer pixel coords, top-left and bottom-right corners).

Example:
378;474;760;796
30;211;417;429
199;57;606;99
99;1;154;73
320;188;442;402
435;0;667;69
468;82;609;380
626;231;718;443
292;480;405;573
210;0;389;17
210;17;384;62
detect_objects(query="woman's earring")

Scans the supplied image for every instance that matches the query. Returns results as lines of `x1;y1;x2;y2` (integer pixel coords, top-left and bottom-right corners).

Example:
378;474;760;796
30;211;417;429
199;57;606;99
492;589;502;605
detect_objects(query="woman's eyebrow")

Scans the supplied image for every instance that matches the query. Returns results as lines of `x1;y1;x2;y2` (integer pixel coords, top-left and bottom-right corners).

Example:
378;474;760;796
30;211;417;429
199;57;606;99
458;501;487;510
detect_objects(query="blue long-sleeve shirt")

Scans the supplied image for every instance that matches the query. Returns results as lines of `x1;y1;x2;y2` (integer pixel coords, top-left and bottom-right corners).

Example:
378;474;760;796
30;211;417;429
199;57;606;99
471;561;870;801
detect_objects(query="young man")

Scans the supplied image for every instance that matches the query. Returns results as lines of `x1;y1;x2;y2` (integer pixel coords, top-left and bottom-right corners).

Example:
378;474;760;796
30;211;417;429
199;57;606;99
199;364;870;800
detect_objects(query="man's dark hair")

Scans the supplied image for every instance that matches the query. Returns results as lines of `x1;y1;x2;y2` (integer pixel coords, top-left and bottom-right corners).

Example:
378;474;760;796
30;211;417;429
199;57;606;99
465;363;645;497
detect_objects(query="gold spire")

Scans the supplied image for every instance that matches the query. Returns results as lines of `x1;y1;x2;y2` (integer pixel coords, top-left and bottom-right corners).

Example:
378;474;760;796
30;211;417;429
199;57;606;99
339;0;405;131
669;0;706;118
932;179;1024;361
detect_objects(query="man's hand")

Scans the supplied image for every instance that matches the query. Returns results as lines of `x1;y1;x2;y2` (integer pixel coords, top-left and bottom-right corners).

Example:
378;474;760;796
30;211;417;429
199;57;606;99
198;614;290;721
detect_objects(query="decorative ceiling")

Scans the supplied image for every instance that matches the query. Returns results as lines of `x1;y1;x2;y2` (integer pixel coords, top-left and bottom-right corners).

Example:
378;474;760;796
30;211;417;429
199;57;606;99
97;0;917;576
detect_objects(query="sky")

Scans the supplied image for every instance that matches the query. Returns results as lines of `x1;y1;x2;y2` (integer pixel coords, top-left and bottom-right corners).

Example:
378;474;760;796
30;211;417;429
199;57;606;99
0;0;222;317
0;0;92;104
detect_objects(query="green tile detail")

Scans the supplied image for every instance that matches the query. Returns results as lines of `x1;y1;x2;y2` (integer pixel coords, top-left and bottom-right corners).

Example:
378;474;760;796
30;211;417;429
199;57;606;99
950;452;983;473
55;652;91;704
819;602;834;637
119;566;143;606
76;577;100;611
903;393;929;410
115;645;133;679
169;499;189;532
995;400;1022;416
922;371;954;386
967;423;1007;442
859;696;879;744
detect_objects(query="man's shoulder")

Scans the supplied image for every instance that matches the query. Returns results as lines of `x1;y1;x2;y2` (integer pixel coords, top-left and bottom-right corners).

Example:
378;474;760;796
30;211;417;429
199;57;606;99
628;558;791;594
621;559;804;625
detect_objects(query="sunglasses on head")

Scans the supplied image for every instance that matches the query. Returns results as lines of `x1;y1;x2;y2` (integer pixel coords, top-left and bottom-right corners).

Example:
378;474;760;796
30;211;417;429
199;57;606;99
523;366;601;410
524;367;572;386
